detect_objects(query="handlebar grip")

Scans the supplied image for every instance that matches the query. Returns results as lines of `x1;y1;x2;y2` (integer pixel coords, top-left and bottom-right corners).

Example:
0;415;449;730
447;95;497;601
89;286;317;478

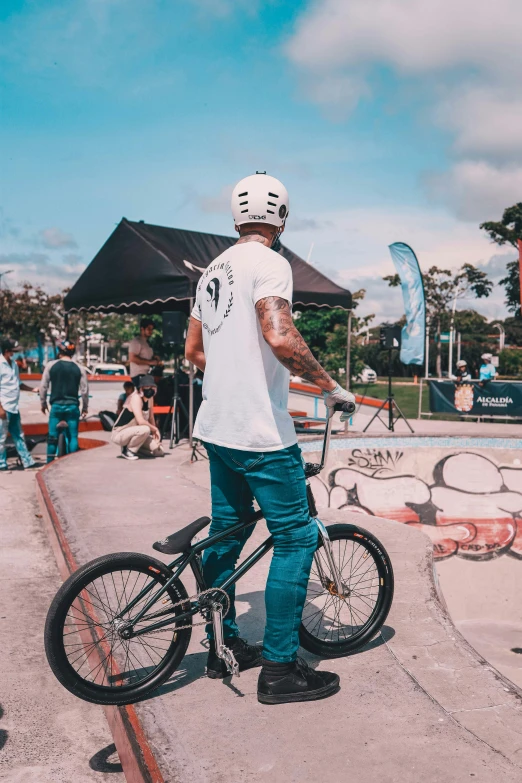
333;401;356;414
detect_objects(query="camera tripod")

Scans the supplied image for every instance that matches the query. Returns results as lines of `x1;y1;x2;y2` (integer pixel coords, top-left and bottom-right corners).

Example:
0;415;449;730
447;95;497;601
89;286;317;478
165;360;190;448
363;348;414;433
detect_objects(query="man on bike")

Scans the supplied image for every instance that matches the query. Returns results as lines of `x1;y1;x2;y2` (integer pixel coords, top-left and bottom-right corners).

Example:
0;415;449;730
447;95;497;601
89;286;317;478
39;341;89;462
185;172;355;704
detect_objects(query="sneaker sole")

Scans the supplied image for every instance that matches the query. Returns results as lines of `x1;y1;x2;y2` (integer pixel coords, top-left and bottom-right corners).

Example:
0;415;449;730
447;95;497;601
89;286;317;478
257;680;340;705
207;656;263;680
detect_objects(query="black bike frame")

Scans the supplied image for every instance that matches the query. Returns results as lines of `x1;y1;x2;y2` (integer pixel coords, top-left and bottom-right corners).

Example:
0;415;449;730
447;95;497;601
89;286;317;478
119;509;273;637
117;403;353;640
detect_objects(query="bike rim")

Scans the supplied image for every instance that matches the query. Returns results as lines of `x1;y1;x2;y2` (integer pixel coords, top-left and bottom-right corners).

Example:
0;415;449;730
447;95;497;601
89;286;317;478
302;537;384;644
60;567;184;692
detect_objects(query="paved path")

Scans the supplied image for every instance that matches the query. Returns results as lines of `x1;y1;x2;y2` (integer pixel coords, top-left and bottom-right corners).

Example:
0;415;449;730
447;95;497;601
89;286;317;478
0;467;125;783
39;439;522;782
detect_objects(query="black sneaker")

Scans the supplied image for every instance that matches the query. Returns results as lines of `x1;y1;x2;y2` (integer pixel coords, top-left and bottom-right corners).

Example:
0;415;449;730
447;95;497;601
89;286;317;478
206;637;263;679
257;658;340;704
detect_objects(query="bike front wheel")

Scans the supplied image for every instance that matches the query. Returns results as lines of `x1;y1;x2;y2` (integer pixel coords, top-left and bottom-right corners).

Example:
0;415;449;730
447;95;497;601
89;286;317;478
299;524;394;658
44;552;192;705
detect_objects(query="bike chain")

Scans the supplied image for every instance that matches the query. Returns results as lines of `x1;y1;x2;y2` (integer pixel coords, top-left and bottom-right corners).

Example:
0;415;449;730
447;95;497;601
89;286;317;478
139;587;230;634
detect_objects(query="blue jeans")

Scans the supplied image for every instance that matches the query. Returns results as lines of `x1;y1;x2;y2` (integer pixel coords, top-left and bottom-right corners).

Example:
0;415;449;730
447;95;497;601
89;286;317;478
202;442;318;663
0;412;35;469
47;403;80;462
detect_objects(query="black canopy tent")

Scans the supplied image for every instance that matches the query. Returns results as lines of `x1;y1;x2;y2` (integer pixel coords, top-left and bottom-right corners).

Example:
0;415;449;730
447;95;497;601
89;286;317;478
64;218;352;314
64;218;352;445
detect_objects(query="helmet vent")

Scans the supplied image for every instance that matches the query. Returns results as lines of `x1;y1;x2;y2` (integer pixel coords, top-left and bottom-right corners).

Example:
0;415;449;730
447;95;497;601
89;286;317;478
267;201;276;206
240;209;248;213
268;192;279;198
239;201;248;205
267;210;275;214
238;191;248;197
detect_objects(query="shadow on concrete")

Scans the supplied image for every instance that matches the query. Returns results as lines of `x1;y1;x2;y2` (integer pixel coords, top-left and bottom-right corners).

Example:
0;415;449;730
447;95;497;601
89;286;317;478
147;589;395;701
89;743;123;773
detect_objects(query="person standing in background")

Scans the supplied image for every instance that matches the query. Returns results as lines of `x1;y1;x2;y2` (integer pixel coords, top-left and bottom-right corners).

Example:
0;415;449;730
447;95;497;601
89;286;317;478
39;341;89;462
0;339;39;471
128;319;162;384
479;353;497;383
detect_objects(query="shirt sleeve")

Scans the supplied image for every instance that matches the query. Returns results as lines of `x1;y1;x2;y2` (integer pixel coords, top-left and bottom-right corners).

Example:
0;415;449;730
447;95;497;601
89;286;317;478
191;287;202;321
39;362;52;405
128;337;140;356
79;365;89;410
252;252;293;306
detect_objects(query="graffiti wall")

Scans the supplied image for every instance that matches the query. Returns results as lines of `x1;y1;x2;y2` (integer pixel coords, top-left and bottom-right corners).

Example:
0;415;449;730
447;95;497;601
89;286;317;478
308;443;522;561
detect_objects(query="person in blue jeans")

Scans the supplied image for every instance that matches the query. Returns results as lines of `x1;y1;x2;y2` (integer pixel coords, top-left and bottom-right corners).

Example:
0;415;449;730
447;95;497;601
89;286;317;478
185;172;355;704
39;341;89;462
0;339;40;471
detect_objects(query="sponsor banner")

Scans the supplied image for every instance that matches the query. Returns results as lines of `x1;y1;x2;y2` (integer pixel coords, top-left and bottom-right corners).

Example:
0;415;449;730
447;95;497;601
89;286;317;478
388;242;425;366
429;380;522;416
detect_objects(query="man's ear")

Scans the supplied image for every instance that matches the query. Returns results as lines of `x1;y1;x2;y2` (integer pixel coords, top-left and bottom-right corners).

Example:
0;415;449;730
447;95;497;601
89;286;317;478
234;224;240;234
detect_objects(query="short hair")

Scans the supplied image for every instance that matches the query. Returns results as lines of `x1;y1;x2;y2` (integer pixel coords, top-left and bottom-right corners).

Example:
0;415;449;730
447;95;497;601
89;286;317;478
140;318;155;330
123;381;134;390
1;338;17;353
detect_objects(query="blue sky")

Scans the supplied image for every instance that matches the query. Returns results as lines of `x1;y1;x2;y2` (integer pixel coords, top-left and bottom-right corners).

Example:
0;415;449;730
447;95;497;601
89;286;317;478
1;0;521;321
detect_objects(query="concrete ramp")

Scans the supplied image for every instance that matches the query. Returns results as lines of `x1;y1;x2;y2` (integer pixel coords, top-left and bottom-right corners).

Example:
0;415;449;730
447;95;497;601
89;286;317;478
38;441;522;782
303;435;522;690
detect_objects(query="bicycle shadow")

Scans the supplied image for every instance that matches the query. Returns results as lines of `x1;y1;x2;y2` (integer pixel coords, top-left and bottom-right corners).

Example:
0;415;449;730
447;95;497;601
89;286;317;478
150;589;395;701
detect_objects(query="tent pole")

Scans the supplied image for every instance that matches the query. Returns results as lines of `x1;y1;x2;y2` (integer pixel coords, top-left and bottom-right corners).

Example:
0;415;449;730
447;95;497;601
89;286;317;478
188;299;194;448
345;309;352;433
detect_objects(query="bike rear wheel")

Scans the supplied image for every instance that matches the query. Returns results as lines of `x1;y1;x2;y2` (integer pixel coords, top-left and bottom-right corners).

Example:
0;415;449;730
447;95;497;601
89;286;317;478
299;524;394;658
44;552;192;705
56;431;67;458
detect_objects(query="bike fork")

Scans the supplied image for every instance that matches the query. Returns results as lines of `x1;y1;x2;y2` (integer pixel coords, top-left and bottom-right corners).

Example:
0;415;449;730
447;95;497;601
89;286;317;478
211;603;240;677
314;518;344;597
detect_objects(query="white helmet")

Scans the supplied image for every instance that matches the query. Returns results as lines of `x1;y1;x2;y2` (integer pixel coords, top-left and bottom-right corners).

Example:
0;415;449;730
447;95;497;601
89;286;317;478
456;360;467;368
231;172;289;229
481;353;492;361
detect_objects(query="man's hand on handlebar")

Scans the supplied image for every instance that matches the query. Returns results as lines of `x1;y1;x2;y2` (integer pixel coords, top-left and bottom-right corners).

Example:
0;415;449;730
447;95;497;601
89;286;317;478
323;383;356;420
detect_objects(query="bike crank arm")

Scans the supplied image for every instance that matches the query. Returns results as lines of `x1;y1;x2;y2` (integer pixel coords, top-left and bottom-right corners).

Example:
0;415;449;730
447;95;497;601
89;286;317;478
212;603;239;677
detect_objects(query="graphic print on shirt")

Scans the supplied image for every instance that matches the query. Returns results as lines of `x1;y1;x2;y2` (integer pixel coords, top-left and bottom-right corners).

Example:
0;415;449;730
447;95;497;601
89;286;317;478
198;260;235;337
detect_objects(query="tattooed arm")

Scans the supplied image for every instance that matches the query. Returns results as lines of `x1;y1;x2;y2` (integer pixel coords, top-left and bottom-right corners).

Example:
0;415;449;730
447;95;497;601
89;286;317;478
255;296;336;391
185;317;206;372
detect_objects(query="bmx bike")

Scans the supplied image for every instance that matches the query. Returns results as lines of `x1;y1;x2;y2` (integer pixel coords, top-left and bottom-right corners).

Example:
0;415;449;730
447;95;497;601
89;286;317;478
44;402;394;706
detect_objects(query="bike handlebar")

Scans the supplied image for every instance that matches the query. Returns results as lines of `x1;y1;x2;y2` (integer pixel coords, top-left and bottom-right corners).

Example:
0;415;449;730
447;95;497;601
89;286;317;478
333;401;356;414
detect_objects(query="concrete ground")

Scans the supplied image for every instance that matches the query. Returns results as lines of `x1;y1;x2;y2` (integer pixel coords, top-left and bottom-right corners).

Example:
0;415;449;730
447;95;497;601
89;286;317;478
0;464;125;783
38;438;522;783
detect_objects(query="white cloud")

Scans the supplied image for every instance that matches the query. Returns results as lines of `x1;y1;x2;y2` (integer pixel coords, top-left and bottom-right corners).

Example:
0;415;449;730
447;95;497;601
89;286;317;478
0;251;85;292
284;204;514;320
198;184;234;214
36;227;77;249
286;0;522;77
425;162;522;222
285;0;522;218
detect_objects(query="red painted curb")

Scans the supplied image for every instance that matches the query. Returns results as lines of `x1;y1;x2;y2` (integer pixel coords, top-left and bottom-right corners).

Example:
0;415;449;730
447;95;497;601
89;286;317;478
36;450;165;783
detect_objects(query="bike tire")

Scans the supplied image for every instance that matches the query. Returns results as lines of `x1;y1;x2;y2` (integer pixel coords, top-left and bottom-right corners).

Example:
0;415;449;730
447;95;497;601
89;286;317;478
44;552;192;705
299;524;394;658
56;431;67;458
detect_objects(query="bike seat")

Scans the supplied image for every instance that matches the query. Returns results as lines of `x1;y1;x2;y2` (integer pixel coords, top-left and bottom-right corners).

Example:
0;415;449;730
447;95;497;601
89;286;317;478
152;516;211;554
56;421;69;430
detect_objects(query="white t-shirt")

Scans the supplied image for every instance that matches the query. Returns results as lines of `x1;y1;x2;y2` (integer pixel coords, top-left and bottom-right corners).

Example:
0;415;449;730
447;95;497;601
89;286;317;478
191;242;297;452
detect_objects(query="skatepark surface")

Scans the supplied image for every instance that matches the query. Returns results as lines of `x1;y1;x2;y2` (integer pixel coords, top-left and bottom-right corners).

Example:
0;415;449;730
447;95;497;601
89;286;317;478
33;432;522;782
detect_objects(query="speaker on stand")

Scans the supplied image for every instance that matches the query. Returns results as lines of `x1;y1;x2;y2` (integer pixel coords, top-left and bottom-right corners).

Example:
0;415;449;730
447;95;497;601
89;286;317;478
162;312;189;447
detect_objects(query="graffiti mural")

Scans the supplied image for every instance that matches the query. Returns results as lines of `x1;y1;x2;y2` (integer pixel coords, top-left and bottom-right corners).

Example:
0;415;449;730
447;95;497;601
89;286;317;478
310;450;522;561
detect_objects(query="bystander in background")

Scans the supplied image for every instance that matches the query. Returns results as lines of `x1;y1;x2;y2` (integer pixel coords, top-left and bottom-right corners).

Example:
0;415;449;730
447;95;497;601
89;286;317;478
111;374;164;460
0;339;39;471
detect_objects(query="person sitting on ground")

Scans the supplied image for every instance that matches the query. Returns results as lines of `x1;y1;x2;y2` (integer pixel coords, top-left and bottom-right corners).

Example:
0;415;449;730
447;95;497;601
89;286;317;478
117;380;134;414
0;339;40;471
110;374;164;460
185;172;355;704
128;319;163;385
39;340;89;463
479;353;497;384
452;359;471;384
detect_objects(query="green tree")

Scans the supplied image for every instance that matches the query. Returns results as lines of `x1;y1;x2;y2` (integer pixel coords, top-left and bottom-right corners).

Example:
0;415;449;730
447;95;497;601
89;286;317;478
294;290;373;384
0;283;63;350
480;203;522;316
384;265;492;377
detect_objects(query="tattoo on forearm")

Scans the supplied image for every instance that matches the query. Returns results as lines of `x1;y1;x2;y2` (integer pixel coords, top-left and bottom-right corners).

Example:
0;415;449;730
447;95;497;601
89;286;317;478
255;296;333;387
